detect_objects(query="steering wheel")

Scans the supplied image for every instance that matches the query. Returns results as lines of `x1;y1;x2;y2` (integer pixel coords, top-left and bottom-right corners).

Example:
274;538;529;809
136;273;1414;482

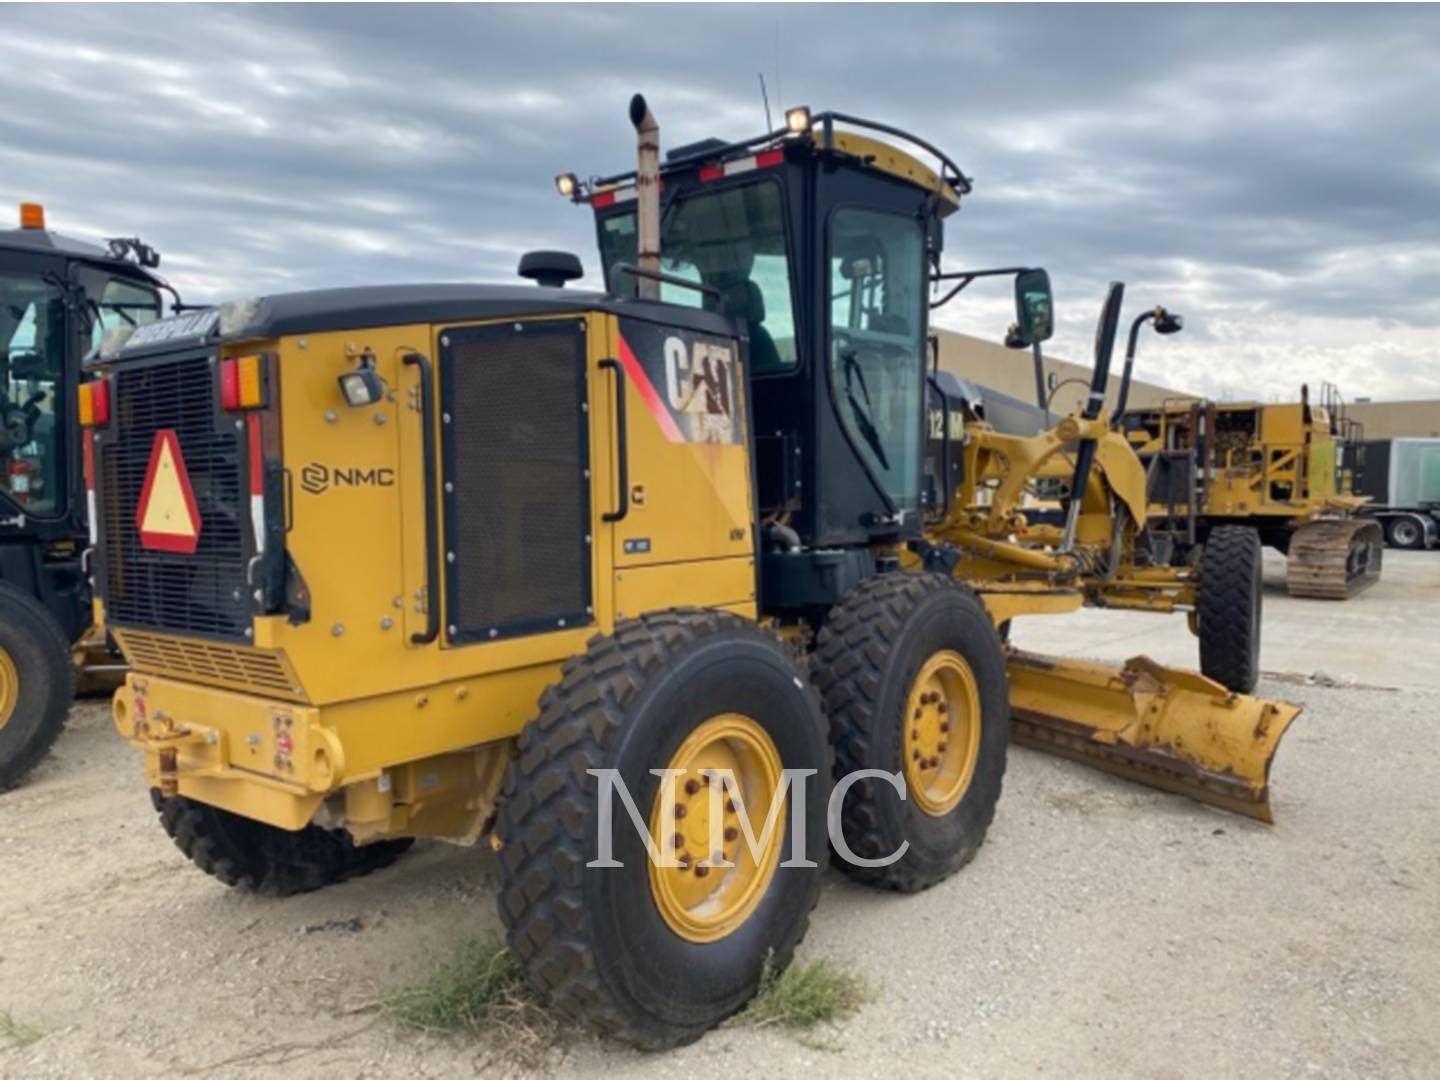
1;390;46;450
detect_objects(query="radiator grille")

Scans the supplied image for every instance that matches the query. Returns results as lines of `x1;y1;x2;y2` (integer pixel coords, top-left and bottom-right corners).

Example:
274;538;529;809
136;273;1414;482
99;353;251;640
116;630;303;700
441;321;591;641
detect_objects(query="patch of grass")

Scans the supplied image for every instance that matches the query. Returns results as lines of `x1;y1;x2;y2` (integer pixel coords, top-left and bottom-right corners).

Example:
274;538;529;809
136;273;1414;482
0;1009;44;1049
386;939;528;1032
385;939;557;1067
735;954;867;1033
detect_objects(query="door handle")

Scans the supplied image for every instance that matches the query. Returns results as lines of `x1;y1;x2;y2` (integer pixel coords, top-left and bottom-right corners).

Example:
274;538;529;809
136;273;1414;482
599;358;629;523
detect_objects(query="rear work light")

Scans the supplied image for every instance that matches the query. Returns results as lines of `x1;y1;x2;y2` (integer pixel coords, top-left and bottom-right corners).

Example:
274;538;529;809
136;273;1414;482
77;378;110;426
338;366;385;407
220;355;266;411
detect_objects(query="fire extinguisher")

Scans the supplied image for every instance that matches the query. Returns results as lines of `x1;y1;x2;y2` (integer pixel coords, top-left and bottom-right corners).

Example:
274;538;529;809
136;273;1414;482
7;456;30;503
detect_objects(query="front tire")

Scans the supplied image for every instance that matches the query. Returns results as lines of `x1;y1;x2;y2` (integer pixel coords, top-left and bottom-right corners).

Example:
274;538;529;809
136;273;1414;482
153;792;413;897
813;573;1009;893
496;609;830;1049
1197;525;1263;693
0;582;76;790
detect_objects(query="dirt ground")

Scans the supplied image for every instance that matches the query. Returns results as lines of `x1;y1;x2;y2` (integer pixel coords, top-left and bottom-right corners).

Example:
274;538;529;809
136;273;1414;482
4;555;1439;1079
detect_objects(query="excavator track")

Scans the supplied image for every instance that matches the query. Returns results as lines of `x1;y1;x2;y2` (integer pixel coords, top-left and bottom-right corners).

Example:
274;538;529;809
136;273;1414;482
1284;519;1384;600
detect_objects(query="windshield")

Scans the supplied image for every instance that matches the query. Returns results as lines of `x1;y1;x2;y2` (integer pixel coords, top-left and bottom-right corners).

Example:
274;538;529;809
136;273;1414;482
828;207;926;515
0;273;67;513
76;267;163;354
598;181;798;374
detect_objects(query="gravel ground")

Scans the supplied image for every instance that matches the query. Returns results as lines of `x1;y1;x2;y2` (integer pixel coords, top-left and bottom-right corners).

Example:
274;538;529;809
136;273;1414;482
3;669;1436;1079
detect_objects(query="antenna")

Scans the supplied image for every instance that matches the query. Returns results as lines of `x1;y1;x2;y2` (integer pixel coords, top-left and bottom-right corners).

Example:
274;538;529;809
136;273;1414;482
774;16;782;116
758;72;773;131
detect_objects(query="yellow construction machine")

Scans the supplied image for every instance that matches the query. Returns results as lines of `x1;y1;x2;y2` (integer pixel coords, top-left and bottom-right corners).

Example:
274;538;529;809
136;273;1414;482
86;98;1297;1047
1124;381;1383;599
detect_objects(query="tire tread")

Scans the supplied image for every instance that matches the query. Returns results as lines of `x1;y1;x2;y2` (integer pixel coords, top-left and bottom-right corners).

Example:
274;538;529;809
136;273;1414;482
813;573;1006;893
495;607;825;1050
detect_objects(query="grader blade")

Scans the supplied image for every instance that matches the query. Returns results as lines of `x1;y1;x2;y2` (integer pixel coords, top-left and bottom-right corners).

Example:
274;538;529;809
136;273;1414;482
1005;650;1299;822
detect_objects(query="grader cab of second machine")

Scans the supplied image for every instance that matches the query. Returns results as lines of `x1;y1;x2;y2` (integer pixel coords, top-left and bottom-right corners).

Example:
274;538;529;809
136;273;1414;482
90;97;1298;1049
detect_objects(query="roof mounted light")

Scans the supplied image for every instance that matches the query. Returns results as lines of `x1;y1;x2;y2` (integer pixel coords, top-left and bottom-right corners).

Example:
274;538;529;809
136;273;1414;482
19;203;45;230
784;106;812;135
555;173;578;199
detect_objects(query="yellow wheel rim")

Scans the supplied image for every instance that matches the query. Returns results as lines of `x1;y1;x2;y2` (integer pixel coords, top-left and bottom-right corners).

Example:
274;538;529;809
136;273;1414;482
902;650;981;817
648;714;785;944
0;647;17;734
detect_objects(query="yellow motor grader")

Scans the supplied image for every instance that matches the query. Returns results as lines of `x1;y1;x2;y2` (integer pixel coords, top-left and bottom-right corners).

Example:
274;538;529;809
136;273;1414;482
86;98;1297;1048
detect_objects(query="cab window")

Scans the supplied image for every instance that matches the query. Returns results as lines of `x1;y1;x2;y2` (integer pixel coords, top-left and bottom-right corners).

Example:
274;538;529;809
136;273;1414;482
598;181;798;374
828;208;926;514
82;273;163;353
0;274;67;513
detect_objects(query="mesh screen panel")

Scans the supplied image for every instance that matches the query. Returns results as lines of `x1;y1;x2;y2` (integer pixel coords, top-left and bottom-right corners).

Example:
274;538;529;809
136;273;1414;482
99;353;250;640
441;321;590;640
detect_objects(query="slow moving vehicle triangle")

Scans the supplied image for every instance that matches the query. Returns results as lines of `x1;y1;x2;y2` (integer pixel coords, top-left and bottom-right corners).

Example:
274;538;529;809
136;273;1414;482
135;428;202;554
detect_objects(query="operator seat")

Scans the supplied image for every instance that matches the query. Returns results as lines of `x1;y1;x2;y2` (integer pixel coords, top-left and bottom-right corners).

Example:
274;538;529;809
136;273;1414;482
722;280;781;373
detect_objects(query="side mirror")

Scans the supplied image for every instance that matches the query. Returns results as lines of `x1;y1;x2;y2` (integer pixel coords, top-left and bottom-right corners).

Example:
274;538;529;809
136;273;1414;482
1012;268;1054;345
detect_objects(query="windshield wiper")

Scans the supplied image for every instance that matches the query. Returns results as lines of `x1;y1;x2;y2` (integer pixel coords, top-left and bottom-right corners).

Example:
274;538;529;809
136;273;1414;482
842;348;891;470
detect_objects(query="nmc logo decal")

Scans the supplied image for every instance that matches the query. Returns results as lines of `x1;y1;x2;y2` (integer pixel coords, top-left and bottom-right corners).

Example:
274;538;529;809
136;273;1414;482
300;462;397;496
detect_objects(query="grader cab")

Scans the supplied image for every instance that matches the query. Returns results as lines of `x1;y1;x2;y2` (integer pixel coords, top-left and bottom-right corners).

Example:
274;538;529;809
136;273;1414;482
0;204;167;789
89;98;1297;1047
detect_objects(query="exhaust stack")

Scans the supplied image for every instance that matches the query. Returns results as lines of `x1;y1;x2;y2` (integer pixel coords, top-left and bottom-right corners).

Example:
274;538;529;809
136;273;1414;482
629;93;661;301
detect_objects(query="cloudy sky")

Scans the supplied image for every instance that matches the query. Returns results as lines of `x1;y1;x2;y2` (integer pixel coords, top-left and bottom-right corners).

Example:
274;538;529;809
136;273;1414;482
3;4;1437;401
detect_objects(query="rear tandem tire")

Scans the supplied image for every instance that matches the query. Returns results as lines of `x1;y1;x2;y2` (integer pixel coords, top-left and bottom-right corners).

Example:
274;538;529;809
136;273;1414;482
495;609;830;1050
152;791;413;897
1197;525;1263;694
813;573;1010;893
0;582;77;791
1387;515;1426;550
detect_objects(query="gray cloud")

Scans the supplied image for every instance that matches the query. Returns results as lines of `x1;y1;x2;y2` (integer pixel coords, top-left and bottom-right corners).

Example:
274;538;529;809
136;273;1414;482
2;3;1437;402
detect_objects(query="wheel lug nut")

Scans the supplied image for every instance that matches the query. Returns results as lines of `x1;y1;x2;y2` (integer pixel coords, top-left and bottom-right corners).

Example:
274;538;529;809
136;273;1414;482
928;755;941;768
912;748;922;761
673;834;685;849
723;826;738;842
674;803;687;819
938;741;948;752
940;721;950;733
937;702;948;714
684;778;700;795
725;798;736;814
913;708;923;719
694;865;710;878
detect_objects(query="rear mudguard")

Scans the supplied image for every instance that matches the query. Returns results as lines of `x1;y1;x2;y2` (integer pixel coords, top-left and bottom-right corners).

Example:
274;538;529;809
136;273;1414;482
1006;650;1299;822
